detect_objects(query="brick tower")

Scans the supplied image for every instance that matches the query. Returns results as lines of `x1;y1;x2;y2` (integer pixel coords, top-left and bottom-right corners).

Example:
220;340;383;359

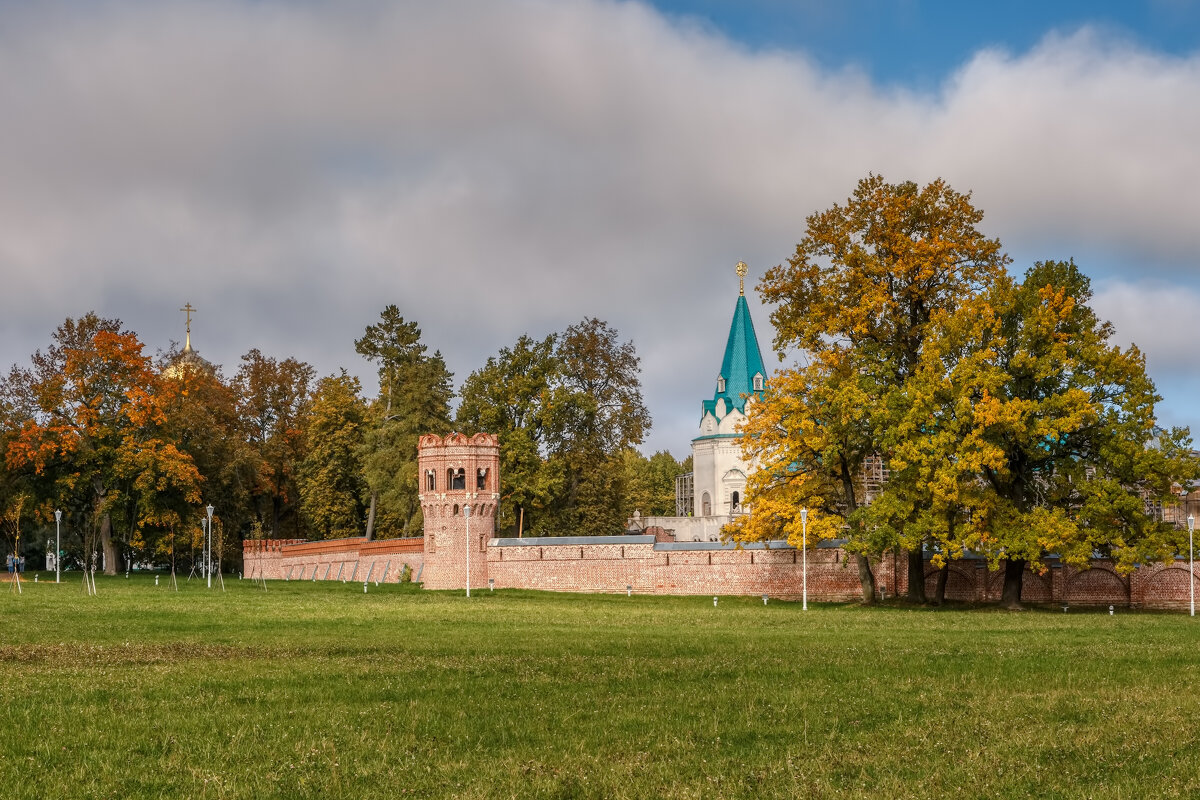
418;432;500;590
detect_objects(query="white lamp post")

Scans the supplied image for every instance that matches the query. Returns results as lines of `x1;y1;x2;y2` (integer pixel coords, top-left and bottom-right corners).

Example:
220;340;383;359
464;502;472;598
54;509;61;584
1189;514;1195;617
801;507;808;611
205;504;215;589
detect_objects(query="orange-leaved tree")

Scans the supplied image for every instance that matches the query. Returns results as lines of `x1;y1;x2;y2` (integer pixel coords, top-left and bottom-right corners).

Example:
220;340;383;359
4;313;201;576
749;175;1009;602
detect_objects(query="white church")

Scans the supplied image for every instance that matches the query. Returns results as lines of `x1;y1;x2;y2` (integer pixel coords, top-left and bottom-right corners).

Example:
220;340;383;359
637;262;768;542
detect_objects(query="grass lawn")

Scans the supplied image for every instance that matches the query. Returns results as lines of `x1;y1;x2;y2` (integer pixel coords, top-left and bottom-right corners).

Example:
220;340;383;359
2;573;1199;799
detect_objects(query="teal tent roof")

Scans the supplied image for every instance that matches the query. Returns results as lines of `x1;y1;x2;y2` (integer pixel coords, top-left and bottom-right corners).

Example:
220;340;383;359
701;293;767;419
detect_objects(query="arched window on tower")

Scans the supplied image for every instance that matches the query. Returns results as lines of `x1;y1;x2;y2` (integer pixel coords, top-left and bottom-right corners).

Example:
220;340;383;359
701;492;712;517
448;468;465;490
716;376;726;394
426;470;436;491
753;373;764;392
731;491;740;512
477;468;489;491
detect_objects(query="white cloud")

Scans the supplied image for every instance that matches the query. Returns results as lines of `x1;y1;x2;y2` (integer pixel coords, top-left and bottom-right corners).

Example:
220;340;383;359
1093;279;1198;372
1;0;1198;452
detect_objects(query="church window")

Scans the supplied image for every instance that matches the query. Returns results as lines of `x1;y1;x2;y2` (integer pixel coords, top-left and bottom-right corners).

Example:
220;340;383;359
477;468;489;491
753;373;764;391
731;491;740;511
716;376;726;394
449;468;466;490
426;470;436;491
701;492;712;517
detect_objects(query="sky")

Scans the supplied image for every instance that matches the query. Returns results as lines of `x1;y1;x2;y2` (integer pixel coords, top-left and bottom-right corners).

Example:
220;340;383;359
2;0;1200;457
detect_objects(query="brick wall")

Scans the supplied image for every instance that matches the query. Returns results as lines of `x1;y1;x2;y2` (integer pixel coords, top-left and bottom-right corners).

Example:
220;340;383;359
244;533;1200;609
243;536;424;584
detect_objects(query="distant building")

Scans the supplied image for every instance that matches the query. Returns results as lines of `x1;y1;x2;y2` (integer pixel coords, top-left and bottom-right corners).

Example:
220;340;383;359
162;301;215;380
638;262;767;541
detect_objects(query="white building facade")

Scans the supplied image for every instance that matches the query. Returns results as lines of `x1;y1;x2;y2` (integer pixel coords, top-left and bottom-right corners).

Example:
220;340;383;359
638;263;768;542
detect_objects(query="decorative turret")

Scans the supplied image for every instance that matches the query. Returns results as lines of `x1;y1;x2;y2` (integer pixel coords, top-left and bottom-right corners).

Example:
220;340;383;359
700;262;767;427
417;432;500;590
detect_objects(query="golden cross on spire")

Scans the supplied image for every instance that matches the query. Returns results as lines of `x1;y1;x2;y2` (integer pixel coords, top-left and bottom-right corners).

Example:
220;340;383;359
180;302;196;351
735;261;748;296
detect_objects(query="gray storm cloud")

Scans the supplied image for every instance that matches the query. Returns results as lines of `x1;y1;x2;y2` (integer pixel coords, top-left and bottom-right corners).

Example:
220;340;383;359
1;0;1197;452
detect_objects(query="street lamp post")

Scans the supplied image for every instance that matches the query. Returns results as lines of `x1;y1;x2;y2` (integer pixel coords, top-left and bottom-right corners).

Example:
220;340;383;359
205;505;214;589
801;507;808;611
464;501;472;598
54;509;61;584
1189;514;1195;617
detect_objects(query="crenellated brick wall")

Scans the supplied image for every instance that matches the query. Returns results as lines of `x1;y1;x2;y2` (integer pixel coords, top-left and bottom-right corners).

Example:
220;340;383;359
243;536;424;583
242;531;1200;608
240;430;1200;610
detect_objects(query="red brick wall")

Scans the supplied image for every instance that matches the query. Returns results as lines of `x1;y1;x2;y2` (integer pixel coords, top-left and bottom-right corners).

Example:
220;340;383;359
243;537;424;583
244;533;1200;609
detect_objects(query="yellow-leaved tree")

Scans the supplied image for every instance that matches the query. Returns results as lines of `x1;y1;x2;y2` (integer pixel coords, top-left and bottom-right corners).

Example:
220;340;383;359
743;175;1009;602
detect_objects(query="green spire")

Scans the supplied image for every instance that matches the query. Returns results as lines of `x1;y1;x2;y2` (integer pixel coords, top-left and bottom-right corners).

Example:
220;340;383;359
701;270;767;421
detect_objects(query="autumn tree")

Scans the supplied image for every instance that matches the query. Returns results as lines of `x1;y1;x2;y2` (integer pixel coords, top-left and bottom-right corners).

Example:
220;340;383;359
756;175;1009;602
232;349;314;538
354;307;452;539
298;371;369;539
731;349;884;603
157;347;258;573
3;314;201;576
926;261;1196;607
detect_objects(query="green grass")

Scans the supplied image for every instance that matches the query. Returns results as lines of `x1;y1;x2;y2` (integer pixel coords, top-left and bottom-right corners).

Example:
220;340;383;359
2;573;1199;799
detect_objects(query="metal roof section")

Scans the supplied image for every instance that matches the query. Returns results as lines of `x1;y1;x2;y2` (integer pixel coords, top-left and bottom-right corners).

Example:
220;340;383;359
490;536;847;552
701;287;767;421
491;535;656;547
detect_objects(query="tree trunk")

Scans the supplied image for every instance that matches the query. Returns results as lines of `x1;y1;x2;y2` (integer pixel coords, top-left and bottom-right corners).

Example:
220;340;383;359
933;563;949;606
100;514;118;576
364;493;377;541
906;547;927;603
1001;558;1026;609
855;553;877;605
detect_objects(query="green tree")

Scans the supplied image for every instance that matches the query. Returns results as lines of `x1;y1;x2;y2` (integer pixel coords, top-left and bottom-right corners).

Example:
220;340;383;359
458;320;651;537
621;448;688;519
354;307;452;539
758;174;1009;602
298;371;368;540
232;349;314;538
553;318;651;536
457;334;569;536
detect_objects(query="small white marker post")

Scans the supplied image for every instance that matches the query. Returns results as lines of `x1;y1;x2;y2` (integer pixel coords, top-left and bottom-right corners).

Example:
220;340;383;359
1189;515;1195;617
801;507;808;611
713;596;717;607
